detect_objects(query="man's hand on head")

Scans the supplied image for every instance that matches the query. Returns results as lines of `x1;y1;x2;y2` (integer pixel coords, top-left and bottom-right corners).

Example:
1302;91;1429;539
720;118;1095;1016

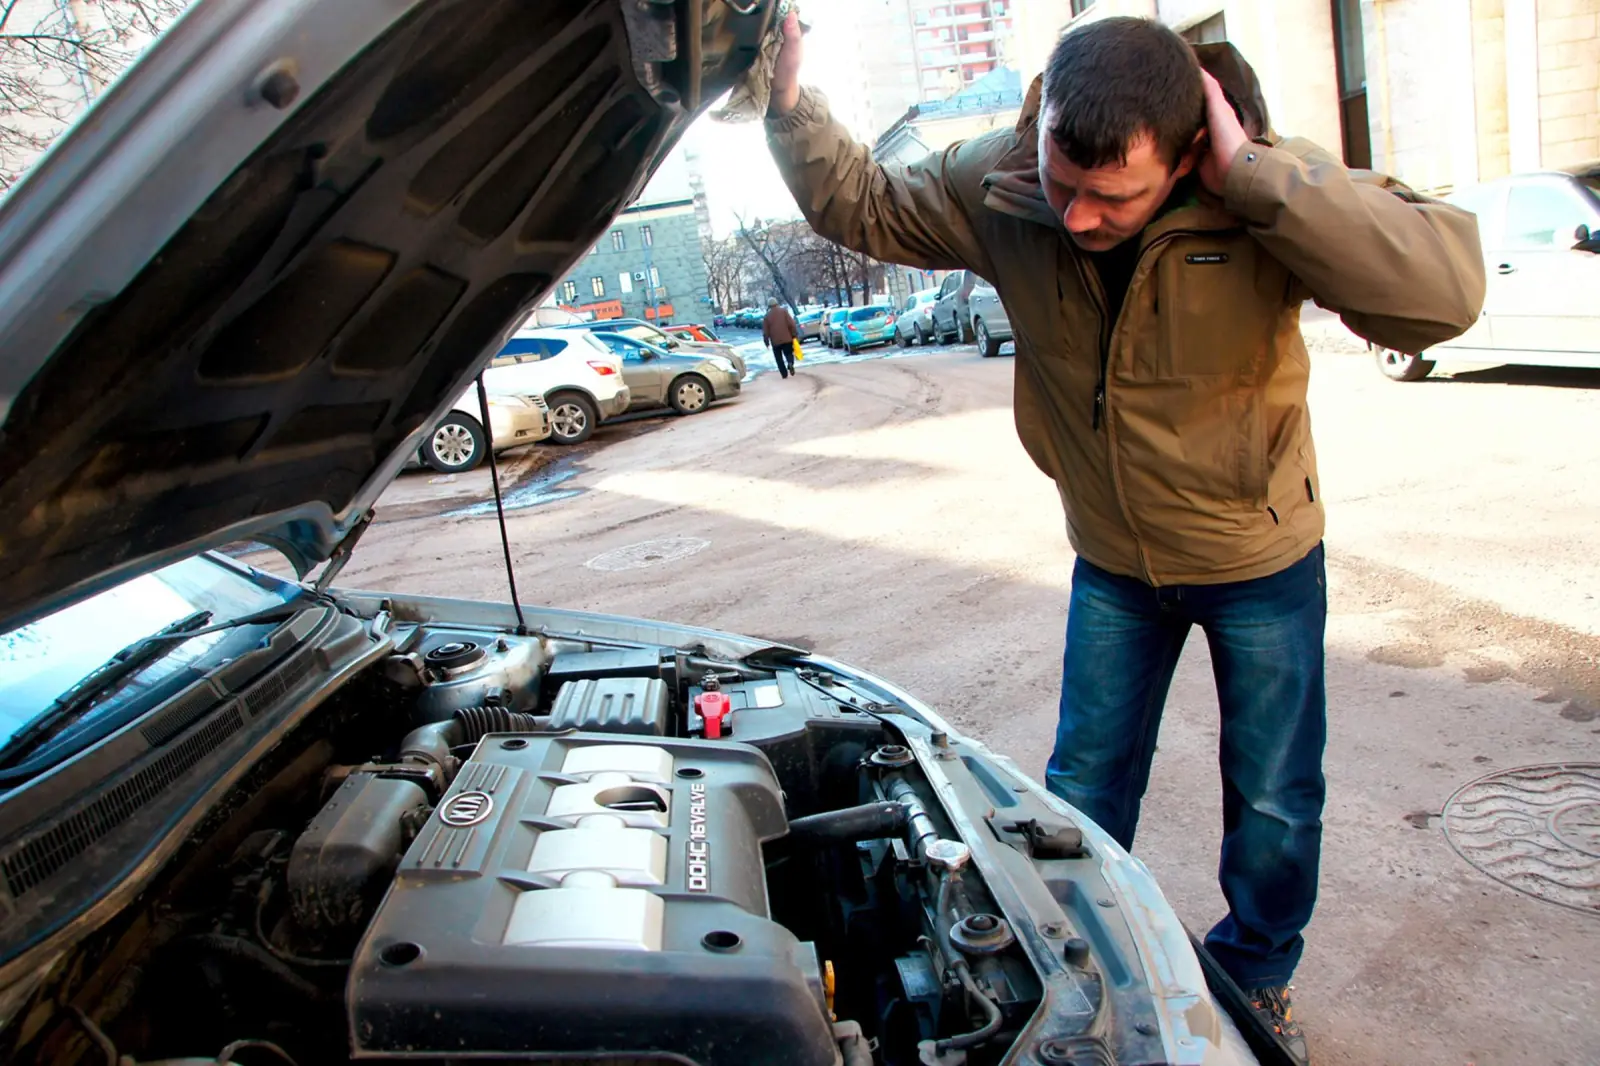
768;10;804;118
1197;70;1250;197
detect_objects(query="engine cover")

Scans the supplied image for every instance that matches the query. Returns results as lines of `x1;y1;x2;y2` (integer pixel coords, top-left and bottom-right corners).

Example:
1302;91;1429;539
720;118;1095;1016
348;733;837;1066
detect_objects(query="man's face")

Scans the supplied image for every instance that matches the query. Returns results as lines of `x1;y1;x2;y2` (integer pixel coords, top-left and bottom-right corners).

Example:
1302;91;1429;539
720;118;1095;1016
1038;109;1199;252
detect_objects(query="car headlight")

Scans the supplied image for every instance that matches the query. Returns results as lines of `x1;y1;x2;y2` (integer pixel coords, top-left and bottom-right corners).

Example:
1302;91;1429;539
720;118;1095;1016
705;356;736;373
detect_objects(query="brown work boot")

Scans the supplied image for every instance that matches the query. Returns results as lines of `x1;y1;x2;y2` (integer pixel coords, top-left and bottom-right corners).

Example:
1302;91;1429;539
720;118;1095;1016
1249;985;1309;1065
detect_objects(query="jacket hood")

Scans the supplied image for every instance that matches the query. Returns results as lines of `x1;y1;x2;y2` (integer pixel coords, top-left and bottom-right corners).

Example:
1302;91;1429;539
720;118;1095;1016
982;41;1273;227
0;0;777;633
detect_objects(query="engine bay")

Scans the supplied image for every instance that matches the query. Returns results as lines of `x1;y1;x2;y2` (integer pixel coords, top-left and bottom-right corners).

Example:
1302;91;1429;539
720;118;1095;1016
4;621;1091;1066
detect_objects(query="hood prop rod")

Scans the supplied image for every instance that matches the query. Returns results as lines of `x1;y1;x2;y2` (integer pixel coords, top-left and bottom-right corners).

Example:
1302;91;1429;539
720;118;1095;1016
475;374;529;635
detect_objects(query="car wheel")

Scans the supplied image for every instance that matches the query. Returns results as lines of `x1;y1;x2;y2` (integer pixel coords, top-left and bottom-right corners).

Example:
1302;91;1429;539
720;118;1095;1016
546;391;598;444
898;329;911;348
976;318;1003;358
959;318;976;344
422;413;487;473
669;374;712;415
1375;347;1435;382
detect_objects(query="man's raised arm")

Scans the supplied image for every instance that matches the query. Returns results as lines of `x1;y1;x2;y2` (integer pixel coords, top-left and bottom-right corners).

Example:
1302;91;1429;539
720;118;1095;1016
763;12;996;278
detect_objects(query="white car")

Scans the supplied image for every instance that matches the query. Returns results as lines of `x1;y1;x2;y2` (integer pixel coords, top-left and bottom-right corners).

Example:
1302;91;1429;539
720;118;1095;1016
419;385;551;474
482;327;630;444
1375;165;1600;380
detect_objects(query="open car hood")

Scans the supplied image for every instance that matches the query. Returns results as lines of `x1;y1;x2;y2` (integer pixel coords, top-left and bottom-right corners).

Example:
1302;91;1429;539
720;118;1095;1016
0;0;775;633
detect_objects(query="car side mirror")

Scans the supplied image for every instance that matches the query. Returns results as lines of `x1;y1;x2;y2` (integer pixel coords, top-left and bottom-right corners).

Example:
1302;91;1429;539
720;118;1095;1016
1575;224;1600;253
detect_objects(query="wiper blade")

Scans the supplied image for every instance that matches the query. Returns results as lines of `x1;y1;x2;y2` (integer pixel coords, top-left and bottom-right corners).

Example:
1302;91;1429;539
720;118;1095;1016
0;602;303;771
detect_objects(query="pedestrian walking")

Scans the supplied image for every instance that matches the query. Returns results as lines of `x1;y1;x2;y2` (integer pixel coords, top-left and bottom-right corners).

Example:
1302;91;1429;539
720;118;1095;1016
762;13;1485;1062
761;297;800;379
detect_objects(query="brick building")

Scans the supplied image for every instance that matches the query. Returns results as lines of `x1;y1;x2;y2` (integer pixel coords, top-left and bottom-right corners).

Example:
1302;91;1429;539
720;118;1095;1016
556;198;711;324
1009;0;1599;194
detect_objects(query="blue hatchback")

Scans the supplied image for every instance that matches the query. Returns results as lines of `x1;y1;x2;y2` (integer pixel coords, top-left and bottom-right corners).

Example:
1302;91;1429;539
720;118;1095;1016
840;305;897;354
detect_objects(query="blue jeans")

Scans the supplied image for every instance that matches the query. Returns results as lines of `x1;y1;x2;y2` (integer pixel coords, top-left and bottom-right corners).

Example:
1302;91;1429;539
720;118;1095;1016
1045;545;1327;991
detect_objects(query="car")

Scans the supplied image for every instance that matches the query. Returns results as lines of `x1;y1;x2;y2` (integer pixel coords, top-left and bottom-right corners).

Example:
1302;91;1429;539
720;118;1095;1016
591;332;742;415
821;307;851;348
0;3;1280;1065
1372;165;1600;381
483;327;630;445
712;313;728;328
839;304;898;354
421;384;550;474
895;288;941;347
796;307;826;342
931;270;1014;357
662;322;721;343
563;317;746;379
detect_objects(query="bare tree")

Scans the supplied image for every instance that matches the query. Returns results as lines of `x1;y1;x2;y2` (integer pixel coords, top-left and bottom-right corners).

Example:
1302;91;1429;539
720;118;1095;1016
2;0;190;191
701;233;755;314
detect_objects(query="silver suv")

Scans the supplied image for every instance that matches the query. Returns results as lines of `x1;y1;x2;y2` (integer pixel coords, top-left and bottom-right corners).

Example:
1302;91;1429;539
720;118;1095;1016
930;270;1013;357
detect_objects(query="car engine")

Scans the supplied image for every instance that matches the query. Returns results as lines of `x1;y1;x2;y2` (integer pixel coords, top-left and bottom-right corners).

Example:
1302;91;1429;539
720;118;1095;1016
10;622;1094;1066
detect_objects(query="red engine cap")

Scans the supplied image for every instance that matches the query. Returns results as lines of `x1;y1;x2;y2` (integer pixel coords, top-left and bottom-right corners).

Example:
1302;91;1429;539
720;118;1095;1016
694;691;732;739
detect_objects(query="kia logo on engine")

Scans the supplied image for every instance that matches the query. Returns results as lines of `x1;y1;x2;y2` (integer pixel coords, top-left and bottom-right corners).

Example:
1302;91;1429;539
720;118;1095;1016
439;790;493;827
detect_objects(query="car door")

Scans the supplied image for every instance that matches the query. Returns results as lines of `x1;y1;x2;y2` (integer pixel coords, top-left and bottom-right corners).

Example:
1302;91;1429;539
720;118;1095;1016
606;336;667;406
969;277;1008;335
1484;178;1600;360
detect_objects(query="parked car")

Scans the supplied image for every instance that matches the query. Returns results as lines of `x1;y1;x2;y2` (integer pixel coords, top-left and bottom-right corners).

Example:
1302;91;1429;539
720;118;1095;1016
895;288;941;347
822;307;851;348
482;327;630;445
564;317;745;378
712;313;728;328
421;384;551;474
662;322;721;343
591;332;742;414
0;3;1281;1065
796;308;826;342
1373;165;1600;380
931;270;1014;357
839;304;898;354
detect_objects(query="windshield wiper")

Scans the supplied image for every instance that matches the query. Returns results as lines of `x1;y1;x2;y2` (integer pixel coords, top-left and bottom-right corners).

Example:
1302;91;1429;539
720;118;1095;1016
0;602;304;771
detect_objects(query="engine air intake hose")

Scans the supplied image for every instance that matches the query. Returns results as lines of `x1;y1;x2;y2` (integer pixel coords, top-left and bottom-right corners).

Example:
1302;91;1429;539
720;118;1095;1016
787;801;910;844
400;707;550;778
453;705;546;740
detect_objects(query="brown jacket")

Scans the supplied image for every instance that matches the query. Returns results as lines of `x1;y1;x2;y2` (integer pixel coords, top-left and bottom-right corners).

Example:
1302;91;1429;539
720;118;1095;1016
762;305;800;347
765;50;1484;586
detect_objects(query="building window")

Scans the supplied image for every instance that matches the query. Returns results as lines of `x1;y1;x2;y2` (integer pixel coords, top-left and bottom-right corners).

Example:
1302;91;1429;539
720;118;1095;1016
1330;0;1371;168
648;266;660;288
591;276;606;297
1070;0;1094;15
1180;13;1226;45
610;229;625;251
561;280;578;303
640;225;653;247
619;272;634;293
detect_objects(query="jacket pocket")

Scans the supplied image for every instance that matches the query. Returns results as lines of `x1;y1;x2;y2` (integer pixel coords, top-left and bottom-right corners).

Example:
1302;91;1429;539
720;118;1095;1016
1154;238;1281;380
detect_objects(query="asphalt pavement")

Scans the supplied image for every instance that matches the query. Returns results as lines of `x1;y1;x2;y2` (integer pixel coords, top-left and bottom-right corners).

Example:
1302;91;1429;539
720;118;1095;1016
332;323;1600;1066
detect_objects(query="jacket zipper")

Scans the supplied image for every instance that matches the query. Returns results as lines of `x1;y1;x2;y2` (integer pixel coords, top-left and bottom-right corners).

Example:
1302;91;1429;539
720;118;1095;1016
1065;251;1111;430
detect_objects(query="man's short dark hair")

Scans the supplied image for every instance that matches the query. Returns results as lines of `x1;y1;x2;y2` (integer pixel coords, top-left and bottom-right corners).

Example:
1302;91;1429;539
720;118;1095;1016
1042;17;1205;170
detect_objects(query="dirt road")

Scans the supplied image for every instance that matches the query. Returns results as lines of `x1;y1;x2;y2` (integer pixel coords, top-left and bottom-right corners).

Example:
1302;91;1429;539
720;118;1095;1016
338;326;1600;1066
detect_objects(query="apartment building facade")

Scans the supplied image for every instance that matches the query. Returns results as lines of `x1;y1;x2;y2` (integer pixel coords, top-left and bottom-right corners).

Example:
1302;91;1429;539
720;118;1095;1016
556;199;711;324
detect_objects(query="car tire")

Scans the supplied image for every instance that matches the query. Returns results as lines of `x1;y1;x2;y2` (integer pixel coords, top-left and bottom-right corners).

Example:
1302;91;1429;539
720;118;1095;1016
669;374;713;415
959;318;976;344
422;413;487;473
914;322;928;346
546;390;598;444
976;318;1004;358
1375;347;1435;382
898;329;911;348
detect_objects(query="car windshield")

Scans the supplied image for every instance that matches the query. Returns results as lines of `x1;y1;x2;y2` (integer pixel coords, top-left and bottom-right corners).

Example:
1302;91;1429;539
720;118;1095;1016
850;307;889;321
0;555;300;752
1579;176;1600;208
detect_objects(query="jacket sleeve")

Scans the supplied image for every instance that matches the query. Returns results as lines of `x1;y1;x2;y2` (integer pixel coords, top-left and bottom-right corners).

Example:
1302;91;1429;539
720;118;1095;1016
761;315;771;344
1223;138;1486;353
766;87;997;278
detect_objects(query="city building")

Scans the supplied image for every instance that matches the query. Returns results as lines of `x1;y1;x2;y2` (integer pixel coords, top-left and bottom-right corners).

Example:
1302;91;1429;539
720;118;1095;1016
907;1;1018;100
556;197;711;324
873;67;1027;307
1008;0;1599;194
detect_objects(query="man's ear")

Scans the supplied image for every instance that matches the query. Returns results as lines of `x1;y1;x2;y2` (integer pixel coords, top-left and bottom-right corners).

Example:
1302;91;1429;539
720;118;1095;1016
1173;130;1207;179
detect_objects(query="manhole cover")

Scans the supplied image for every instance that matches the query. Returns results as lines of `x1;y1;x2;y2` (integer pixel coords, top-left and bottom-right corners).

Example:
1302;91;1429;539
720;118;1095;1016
1442;763;1600;915
585;536;710;573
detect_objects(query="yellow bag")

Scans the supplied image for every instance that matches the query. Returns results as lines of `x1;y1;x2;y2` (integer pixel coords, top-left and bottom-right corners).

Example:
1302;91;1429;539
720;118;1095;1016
792;338;803;362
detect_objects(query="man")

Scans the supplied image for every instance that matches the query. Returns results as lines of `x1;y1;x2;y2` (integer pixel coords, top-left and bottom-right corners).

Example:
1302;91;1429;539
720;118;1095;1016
764;13;1483;1062
761;296;800;378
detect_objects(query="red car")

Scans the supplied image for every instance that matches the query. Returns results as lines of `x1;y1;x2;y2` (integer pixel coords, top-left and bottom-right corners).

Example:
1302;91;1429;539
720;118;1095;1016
662;322;721;343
